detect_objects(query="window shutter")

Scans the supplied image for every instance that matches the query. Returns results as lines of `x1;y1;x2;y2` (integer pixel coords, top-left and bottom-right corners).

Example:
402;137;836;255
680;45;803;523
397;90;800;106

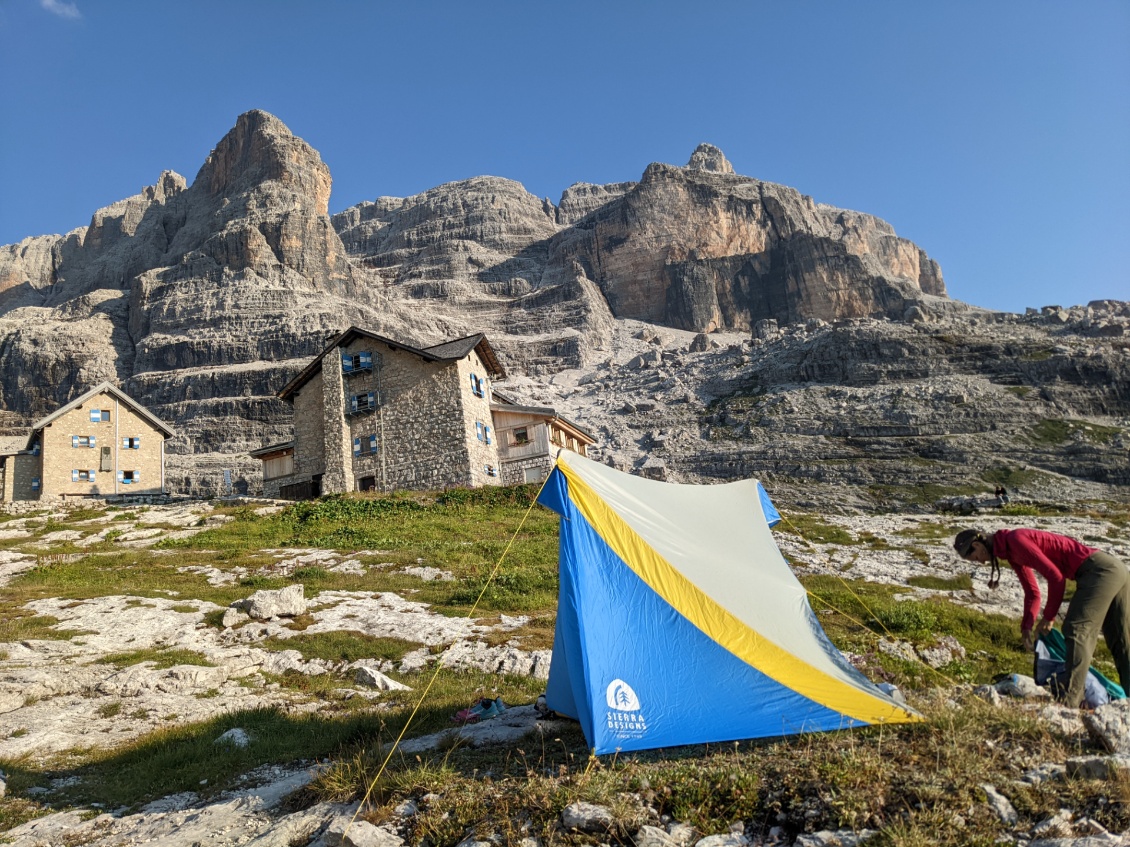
72;469;79;482
90;436;96;448
134;471;139;482
350;395;358;413
484;426;492;445
117;470;124;481
135;437;140;449
341;352;353;373
89;469;96;479
31;478;39;490
476;422;484;441
360;351;372;368
367;391;375;408
353;437;361;457
369;434;378;453
72;436;79;448
90;409;98;422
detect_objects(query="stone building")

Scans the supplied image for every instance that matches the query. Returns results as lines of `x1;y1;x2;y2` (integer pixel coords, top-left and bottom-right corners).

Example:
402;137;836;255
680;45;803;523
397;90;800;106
490;391;596;485
0;382;175;502
260;328;507;498
255;328;597;498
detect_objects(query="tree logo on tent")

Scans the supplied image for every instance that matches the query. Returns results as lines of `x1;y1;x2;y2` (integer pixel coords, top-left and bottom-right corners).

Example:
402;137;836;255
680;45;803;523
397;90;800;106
605;679;647;737
606;679;640;711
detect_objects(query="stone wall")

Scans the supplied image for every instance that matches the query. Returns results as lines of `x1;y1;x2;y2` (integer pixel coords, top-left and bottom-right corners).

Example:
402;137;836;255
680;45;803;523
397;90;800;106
291;371;326;481
37;393;166;499
500;455;552;486
320;351;352;495
456;353;503;487
1;452;41;502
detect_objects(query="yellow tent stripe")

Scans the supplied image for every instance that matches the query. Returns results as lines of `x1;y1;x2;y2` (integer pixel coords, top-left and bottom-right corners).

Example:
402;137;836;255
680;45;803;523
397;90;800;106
557;461;920;726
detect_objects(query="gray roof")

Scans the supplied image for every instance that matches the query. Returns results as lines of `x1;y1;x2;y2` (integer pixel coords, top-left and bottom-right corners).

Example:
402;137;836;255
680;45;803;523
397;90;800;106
0;435;30;456
31;382;176;438
489;401;597;443
279;327;505;400
249;440;294;459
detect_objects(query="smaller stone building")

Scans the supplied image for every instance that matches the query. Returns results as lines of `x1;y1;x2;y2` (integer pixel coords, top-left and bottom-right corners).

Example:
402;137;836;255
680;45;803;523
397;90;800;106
491;392;596;485
0;382;175;502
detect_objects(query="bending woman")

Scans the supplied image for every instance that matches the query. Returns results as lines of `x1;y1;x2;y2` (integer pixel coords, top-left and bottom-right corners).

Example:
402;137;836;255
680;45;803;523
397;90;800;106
953;527;1130;708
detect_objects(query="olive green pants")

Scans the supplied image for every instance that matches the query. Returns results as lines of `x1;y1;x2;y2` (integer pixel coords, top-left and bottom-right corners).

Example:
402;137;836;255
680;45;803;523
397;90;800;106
1062;551;1130;708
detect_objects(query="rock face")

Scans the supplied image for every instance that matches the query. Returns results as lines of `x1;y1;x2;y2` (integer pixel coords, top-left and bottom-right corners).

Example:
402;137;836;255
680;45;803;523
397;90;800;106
0;110;1126;503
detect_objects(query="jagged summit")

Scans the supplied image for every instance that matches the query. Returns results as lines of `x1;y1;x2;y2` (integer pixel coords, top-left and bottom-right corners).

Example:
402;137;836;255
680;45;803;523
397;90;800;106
195;109;332;213
2;108;1124;502
685;143;734;174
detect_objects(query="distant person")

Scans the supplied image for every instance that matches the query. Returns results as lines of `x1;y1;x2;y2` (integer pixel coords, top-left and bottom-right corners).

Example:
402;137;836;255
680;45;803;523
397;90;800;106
953;527;1130;708
994;486;1004;500
999;486;1010;504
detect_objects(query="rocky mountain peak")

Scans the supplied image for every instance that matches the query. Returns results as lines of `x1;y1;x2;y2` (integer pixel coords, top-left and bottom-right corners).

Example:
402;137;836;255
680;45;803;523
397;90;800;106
195;109;332;214
685;143;734;174
143;170;187;203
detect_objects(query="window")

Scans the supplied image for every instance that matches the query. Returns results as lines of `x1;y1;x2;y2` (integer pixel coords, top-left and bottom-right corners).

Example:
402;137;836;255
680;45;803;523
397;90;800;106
512;427;529;445
342;350;374;374
484;465;498;477
352;434;379;456
72;435;97;448
484;425;492;445
118;470;138;485
349;392;378;414
122;437;141;449
475;421;484;441
358;476;376;492
469;373;485;398
90;409;111;423
72;469;96;482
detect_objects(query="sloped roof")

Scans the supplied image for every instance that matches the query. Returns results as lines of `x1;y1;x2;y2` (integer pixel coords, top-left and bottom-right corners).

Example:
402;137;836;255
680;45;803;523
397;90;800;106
278;327;505;401
31;382;176;438
0;434;30;456
249;440;294;459
490;393;596;443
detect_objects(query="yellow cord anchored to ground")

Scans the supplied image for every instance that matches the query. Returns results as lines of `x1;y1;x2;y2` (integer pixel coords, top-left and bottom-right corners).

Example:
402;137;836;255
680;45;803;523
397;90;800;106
343;479;551;839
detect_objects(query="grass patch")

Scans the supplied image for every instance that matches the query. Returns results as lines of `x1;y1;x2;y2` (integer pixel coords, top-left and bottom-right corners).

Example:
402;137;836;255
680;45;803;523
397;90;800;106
1028;418;1125;446
0;609;90;643
907;574;974;591
97;649;215;669
776;514;856;545
259;631;421;665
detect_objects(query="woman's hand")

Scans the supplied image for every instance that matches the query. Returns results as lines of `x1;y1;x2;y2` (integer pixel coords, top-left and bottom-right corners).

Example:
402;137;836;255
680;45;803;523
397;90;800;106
1035;618;1054;637
1022;629;1035;652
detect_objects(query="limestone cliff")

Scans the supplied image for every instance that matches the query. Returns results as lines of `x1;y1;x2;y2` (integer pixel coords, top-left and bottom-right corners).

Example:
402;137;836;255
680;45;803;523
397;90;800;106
1;112;1125;505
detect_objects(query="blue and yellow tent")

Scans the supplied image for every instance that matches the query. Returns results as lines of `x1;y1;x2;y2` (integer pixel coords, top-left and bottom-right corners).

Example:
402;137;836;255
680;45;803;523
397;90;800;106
537;451;920;754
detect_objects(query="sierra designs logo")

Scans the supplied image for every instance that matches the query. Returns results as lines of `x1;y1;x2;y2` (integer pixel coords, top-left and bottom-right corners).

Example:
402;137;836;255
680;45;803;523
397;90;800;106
605;679;647;737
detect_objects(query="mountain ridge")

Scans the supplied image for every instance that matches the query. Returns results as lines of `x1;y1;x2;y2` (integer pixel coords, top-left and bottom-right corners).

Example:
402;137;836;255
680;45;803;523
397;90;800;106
0;110;1126;505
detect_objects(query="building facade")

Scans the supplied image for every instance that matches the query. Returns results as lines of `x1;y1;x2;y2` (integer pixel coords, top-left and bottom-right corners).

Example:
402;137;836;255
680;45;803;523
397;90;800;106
260;329;508;498
490;393;596;486
0;382;175;502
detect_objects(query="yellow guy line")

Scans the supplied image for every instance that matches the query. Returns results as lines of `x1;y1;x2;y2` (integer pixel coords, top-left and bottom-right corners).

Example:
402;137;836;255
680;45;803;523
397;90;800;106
346;479;550;837
780;514;958;688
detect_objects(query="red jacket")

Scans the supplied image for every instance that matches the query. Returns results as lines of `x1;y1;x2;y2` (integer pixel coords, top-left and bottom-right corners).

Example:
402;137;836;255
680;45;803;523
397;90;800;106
992;528;1098;632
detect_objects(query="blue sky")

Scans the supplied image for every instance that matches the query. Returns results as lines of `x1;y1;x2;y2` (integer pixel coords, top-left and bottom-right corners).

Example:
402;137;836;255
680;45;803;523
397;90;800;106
1;0;1126;313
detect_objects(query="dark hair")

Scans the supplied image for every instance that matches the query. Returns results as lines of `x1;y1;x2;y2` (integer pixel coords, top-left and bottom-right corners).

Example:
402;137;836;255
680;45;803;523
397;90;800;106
953;529;1001;589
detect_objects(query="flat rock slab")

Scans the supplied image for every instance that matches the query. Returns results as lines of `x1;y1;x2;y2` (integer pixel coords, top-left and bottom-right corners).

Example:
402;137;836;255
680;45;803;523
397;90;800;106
396;705;570;754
